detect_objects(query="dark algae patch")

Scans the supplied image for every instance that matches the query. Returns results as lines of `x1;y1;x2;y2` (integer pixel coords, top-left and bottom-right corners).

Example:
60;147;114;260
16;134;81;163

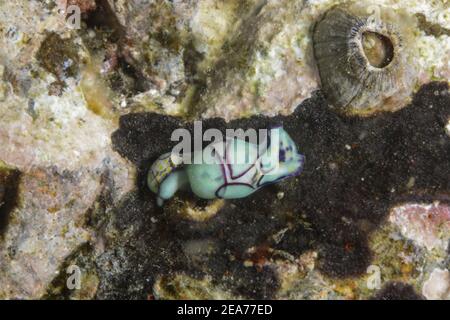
416;13;450;37
36;32;80;81
371;282;425;300
109;82;450;299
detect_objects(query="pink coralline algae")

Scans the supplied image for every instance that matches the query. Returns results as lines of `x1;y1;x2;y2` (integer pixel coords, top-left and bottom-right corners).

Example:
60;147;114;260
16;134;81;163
422;268;450;300
389;203;450;251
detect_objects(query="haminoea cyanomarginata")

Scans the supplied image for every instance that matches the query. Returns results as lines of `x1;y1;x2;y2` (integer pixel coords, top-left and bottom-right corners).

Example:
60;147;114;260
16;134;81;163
147;127;305;206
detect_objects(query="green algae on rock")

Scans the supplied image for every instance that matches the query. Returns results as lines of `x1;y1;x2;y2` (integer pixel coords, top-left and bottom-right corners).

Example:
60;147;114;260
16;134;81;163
154;274;239;300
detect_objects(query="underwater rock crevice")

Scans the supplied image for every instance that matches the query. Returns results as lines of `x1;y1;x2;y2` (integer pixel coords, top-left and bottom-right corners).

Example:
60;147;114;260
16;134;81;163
0;167;21;237
107;81;449;297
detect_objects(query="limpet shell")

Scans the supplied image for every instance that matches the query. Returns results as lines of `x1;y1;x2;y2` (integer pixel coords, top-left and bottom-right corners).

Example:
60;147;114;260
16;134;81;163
313;3;418;116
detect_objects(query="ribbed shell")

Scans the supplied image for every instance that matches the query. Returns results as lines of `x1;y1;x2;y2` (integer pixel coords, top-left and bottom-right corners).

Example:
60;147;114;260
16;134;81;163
313;5;417;116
